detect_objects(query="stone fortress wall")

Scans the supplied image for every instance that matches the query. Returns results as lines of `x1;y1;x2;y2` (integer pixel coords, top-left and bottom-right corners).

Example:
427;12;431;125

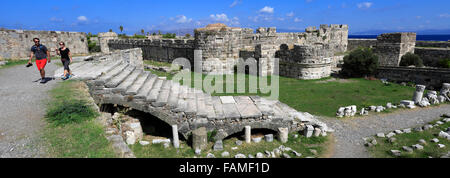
0;28;89;60
348;34;450;68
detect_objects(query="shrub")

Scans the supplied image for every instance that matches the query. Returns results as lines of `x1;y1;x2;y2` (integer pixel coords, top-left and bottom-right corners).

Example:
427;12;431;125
46;100;98;126
341;48;379;77
162;33;176;39
399;52;423;67
438;58;450;68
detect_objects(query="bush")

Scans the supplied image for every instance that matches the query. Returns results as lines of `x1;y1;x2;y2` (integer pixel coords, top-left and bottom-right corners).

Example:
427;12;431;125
400;52;423;67
438;58;450;68
341;48;379;77
46;100;98;126
162;33;176;39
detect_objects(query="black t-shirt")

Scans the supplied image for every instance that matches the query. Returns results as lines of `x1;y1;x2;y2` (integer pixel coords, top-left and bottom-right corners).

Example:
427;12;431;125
59;48;70;60
31;45;48;60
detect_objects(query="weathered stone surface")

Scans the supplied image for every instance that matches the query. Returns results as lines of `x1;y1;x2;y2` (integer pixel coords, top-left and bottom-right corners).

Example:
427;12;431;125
207;153;215;158
221;151;230;157
245;126;251;143
402;146;413;153
139;141;150;146
256;152;264;158
377;133;385;138
172;125;180;148
234;154;246;158
278;127;288;143
265;134;274;142
412;144;424;150
213;140;223;151
192;127;208;150
391;150;402;157
252;137;262;143
304;125;314;138
413;85;426;104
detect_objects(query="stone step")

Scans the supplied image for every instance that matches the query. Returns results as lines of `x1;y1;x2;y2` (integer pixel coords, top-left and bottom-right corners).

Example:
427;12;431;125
95;63;129;85
184;88;198;115
196;92;208;118
272;102;288;120
126;72;151;95
211;96;225;120
234;96;262;118
167;82;181;109
146;78;164;102
113;69;143;94
105;66;136;88
81;60;122;80
222;102;241;120
250;96;275;116
75;62;106;79
71;62;96;79
204;94;217;120
152;80;172;107
134;74;157;99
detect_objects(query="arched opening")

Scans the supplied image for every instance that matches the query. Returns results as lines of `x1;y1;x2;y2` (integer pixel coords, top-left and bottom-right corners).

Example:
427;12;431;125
223;127;278;141
99;104;186;141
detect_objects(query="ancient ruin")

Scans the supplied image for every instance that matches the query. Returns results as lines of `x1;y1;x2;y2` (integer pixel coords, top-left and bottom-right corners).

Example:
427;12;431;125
101;23;348;79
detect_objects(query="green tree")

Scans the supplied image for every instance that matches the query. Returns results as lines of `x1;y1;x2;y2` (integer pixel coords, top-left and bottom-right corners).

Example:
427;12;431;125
185;33;191;38
400;52;423;67
109;29;113;32
141;29;145;35
341;48;379;78
120;25;124;33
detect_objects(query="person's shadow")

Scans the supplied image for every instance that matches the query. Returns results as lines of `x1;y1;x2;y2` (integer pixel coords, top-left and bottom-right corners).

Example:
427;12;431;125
33;77;55;84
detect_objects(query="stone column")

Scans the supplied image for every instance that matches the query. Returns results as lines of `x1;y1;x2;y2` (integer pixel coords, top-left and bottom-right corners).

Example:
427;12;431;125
172;125;180;148
192;127;207;150
413;85;426;104
313;128;322;137
244;126;251;143
278;127;288;143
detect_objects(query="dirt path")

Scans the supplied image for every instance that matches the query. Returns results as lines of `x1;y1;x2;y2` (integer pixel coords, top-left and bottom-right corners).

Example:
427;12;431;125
0;62;59;158
321;104;450;158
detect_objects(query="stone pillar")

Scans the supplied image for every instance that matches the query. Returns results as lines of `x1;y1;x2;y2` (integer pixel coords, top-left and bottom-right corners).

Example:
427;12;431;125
413;85;426;104
244;126;251;143
98;32;118;53
192;127;207;150
172;125;180;148
313;128;322;137
304;125;314;138
278;127;288;143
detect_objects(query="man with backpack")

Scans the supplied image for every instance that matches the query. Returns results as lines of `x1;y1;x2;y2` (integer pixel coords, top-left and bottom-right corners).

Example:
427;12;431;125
28;38;51;83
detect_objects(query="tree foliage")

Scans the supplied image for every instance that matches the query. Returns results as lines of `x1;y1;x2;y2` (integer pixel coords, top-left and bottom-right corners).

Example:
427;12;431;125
341;48;379;77
399;52;423;67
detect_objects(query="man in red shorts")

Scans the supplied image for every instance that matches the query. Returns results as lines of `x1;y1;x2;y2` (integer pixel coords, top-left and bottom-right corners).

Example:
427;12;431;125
28;38;51;83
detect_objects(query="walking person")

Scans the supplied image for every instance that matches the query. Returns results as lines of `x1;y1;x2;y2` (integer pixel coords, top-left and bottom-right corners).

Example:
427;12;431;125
56;42;73;80
28;38;51;83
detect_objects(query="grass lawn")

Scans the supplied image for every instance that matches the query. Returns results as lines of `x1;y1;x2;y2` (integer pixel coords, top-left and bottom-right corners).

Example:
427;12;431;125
130;133;330;158
145;66;415;117
0;59;29;69
368;118;450;158
43;80;117;158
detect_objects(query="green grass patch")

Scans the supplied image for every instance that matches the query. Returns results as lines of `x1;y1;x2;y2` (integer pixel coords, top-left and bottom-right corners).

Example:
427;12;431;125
145;68;415;117
131;133;330;158
368;119;450;158
144;60;174;68
43;81;117;158
0;59;29;69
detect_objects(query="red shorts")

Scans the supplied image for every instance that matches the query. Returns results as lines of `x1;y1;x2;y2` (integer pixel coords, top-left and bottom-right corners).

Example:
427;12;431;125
36;59;47;71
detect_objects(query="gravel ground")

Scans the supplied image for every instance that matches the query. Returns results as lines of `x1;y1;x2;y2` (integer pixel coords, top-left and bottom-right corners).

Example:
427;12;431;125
0;61;59;158
321;104;450;158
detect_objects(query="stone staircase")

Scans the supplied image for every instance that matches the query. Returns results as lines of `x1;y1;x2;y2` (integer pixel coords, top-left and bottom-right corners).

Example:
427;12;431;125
54;48;331;140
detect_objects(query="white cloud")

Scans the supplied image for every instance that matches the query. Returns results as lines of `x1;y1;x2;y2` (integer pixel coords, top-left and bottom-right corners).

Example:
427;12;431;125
286;12;294;17
439;13;450;18
230;0;242;8
77;16;88;22
294;18;303;22
174;15;192;23
210;13;230;22
357;2;373;9
259;6;274;14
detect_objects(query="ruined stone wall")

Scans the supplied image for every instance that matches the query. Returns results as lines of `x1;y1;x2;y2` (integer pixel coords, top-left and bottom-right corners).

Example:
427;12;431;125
415;47;450;67
98;32;119;53
374;32;416;67
0;29;88;60
376;66;450;89
347;39;377;51
275;44;332;79
416;41;450;48
108;38;195;63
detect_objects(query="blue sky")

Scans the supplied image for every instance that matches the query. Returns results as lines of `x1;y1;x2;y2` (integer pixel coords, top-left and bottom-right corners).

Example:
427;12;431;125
1;0;449;34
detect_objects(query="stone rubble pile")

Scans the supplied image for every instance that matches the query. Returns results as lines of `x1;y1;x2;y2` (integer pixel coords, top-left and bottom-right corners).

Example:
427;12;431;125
366;116;450;157
336;83;450;118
